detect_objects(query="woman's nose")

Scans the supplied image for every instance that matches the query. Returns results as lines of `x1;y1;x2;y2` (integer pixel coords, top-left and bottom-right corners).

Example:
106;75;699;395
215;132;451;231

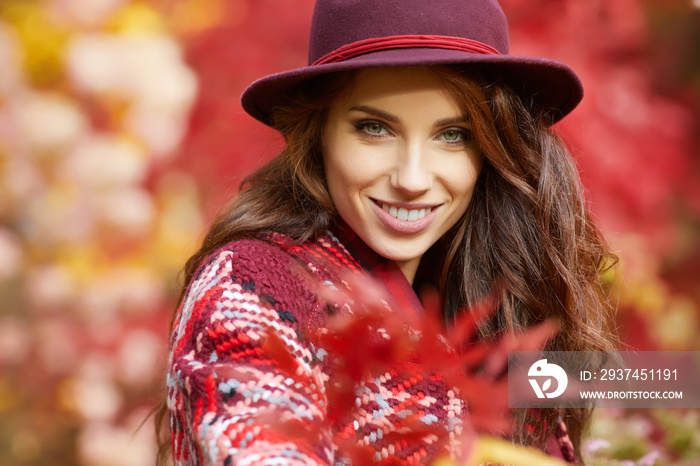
390;143;432;195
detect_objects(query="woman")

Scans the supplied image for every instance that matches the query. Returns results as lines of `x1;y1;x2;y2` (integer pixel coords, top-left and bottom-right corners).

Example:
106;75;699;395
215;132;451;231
157;0;617;464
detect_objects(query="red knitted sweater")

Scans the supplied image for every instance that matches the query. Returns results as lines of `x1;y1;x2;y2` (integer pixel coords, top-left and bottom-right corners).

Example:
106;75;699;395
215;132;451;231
166;227;576;465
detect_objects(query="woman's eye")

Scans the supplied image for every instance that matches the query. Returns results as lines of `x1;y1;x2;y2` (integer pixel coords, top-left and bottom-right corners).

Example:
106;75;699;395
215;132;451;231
354;120;389;137
444;130;461;141
363;122;385;134
442;129;464;142
440;128;471;143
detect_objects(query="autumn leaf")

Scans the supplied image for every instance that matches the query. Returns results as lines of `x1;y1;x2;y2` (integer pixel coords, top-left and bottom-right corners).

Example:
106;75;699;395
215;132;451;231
466;435;569;466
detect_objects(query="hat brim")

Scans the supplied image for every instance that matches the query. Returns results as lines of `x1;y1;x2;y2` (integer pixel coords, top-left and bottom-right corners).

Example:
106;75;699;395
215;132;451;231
241;48;583;126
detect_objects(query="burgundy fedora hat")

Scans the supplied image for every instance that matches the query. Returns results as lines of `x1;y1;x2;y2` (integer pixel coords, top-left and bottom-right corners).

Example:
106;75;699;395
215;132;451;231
241;0;583;125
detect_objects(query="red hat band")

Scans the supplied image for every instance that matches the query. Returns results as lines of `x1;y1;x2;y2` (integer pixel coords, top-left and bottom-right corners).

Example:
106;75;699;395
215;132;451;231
313;35;501;66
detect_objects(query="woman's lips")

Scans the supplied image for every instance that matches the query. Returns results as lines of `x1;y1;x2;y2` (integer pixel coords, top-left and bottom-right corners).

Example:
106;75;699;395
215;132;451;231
370;199;441;234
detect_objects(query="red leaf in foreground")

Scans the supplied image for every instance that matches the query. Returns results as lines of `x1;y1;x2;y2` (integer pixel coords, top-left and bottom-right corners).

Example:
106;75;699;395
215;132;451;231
261;325;300;374
443;285;503;349
265;269;560;462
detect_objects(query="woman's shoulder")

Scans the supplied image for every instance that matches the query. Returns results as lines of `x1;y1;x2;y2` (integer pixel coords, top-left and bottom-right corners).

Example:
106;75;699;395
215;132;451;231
183;232;347;330
202;234;295;265
194;231;356;277
190;234;306;282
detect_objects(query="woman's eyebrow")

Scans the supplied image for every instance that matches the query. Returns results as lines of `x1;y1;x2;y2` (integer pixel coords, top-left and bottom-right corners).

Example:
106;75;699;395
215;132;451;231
348;105;399;123
435;116;469;127
348;105;468;128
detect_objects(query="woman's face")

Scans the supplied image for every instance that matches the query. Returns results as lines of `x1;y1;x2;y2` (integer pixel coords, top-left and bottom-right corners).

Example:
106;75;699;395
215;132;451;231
323;67;483;282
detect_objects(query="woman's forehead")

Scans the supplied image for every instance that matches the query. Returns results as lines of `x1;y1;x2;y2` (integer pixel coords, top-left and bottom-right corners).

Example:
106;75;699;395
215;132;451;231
335;66;464;107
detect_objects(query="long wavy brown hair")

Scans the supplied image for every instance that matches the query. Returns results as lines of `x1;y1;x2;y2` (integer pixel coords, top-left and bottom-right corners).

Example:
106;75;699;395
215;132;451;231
154;66;617;464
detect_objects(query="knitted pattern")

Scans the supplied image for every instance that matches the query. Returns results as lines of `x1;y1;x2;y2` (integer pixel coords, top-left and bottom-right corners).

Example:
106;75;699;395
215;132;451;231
166;229;576;465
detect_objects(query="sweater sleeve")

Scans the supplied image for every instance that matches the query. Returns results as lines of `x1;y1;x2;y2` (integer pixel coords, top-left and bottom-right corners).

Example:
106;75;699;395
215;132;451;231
166;240;332;466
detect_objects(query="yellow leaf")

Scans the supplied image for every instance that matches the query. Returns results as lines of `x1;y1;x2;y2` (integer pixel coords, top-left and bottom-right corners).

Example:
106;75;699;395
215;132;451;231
466;436;568;466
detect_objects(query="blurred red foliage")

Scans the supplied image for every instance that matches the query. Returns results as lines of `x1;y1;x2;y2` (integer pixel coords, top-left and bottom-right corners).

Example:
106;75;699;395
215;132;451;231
262;272;560;463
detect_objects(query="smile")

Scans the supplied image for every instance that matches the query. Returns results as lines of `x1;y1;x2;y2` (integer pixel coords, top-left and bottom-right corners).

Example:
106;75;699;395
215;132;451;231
379;202;432;222
370;198;441;234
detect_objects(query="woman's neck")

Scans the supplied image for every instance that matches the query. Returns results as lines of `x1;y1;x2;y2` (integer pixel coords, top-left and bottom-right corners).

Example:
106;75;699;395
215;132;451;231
393;257;420;285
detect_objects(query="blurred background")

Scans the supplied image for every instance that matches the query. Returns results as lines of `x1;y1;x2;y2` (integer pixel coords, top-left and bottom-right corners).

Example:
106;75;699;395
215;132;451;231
0;0;698;464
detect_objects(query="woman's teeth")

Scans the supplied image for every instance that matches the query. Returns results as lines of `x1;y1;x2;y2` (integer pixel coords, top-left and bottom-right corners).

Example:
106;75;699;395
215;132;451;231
381;202;431;221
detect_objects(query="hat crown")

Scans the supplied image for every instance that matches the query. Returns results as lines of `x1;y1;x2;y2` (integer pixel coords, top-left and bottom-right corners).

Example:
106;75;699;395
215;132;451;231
308;0;510;65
